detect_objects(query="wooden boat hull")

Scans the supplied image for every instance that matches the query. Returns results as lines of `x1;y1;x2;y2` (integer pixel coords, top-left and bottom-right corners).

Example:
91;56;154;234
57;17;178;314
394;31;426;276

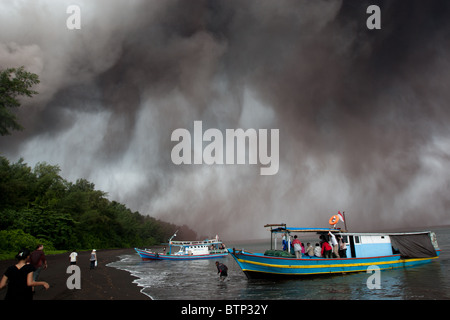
135;248;227;261
228;248;441;279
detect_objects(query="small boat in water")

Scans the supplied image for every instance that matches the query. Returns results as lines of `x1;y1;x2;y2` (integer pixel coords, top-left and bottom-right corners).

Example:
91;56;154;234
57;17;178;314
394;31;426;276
135;231;228;261
229;223;441;279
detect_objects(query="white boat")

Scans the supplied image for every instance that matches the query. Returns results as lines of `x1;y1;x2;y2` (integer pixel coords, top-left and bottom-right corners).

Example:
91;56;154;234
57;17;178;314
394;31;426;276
135;232;228;261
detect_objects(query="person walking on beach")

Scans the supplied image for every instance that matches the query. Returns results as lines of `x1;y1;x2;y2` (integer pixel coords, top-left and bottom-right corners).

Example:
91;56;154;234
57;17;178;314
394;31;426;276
69;250;78;265
90;249;97;269
29;244;47;293
215;261;228;281
0;249;50;300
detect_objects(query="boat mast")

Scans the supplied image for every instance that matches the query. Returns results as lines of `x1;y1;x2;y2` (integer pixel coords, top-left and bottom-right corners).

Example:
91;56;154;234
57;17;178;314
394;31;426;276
168;230;178;255
342;211;348;232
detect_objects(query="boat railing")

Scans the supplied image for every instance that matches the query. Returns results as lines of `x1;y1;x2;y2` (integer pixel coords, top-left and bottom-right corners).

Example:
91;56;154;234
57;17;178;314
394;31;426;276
170;239;224;246
209;248;228;254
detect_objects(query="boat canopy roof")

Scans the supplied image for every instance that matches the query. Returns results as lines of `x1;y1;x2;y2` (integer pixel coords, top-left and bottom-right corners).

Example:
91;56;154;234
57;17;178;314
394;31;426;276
264;224;340;234
264;224;433;237
163;239;224;247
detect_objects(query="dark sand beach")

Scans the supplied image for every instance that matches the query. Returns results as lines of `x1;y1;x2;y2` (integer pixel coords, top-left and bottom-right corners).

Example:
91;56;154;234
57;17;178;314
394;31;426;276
0;248;149;300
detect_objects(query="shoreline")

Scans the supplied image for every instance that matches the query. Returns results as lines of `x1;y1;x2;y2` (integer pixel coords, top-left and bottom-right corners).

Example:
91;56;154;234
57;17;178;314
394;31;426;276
0;248;150;300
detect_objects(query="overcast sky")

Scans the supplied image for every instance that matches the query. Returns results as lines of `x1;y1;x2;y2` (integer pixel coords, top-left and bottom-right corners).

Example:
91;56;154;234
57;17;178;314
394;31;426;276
1;0;450;240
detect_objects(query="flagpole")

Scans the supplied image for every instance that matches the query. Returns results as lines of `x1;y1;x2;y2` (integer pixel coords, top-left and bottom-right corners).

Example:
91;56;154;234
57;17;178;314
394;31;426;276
343;211;348;232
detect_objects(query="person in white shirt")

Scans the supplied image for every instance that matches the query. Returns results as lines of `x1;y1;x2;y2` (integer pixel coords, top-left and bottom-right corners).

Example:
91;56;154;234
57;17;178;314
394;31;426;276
292;235;302;258
328;232;339;258
314;243;322;257
69;251;78;265
337;236;347;258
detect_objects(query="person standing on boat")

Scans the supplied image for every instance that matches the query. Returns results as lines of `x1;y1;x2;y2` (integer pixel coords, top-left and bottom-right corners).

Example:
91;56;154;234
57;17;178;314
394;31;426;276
337;236;347;258
215;261;228;281
292;235;302;258
321;241;332;258
329;231;339;258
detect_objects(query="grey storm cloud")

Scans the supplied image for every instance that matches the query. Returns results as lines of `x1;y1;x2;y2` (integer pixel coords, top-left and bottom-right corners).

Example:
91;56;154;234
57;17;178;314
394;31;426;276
1;0;450;240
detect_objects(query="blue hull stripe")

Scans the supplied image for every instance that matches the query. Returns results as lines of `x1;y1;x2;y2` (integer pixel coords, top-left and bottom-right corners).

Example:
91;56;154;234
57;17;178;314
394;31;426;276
135;248;227;260
229;249;440;276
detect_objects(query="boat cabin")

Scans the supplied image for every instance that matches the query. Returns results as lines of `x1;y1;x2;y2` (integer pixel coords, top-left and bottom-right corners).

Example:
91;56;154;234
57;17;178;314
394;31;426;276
336;232;437;258
339;233;393;258
169;238;227;256
175;244;210;256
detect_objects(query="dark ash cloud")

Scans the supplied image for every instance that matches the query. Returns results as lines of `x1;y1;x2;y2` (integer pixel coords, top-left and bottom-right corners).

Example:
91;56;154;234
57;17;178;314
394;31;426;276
1;0;450;239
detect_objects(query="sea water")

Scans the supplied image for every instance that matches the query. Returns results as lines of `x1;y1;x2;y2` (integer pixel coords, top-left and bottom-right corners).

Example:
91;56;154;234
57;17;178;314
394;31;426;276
107;227;450;300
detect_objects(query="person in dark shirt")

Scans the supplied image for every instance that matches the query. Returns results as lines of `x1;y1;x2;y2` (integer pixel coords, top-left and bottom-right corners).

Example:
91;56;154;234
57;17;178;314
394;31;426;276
215;261;228;281
0;249;50;300
30;244;48;292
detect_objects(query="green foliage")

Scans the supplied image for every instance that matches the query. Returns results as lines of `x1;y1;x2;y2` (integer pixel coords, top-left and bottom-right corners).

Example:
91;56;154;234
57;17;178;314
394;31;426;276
4;208;78;249
0;157;36;208
0;66;40;136
0;229;55;253
0;156;197;257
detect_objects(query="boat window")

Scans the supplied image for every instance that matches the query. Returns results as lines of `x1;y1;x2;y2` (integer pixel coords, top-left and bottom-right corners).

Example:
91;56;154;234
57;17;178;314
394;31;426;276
354;236;360;244
342;235;348;243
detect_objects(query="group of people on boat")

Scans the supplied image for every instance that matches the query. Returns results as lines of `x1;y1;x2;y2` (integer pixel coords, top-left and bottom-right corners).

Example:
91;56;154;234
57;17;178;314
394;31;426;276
283;231;347;259
210;243;226;251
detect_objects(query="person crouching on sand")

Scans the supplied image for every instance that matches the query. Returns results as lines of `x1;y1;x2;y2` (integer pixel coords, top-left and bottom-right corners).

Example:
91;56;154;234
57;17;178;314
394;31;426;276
0;249;50;300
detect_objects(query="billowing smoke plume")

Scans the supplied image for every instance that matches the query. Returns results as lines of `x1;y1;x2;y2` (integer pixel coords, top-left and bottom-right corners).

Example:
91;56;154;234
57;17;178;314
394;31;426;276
1;0;450;240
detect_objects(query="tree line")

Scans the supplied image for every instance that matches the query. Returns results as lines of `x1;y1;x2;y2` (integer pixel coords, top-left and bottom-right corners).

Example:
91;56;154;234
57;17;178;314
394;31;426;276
0;67;196;257
0;156;197;257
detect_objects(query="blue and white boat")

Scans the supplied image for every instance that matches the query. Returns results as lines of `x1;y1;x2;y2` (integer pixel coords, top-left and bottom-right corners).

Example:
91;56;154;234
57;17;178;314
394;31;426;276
228;223;440;279
135;232;228;261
